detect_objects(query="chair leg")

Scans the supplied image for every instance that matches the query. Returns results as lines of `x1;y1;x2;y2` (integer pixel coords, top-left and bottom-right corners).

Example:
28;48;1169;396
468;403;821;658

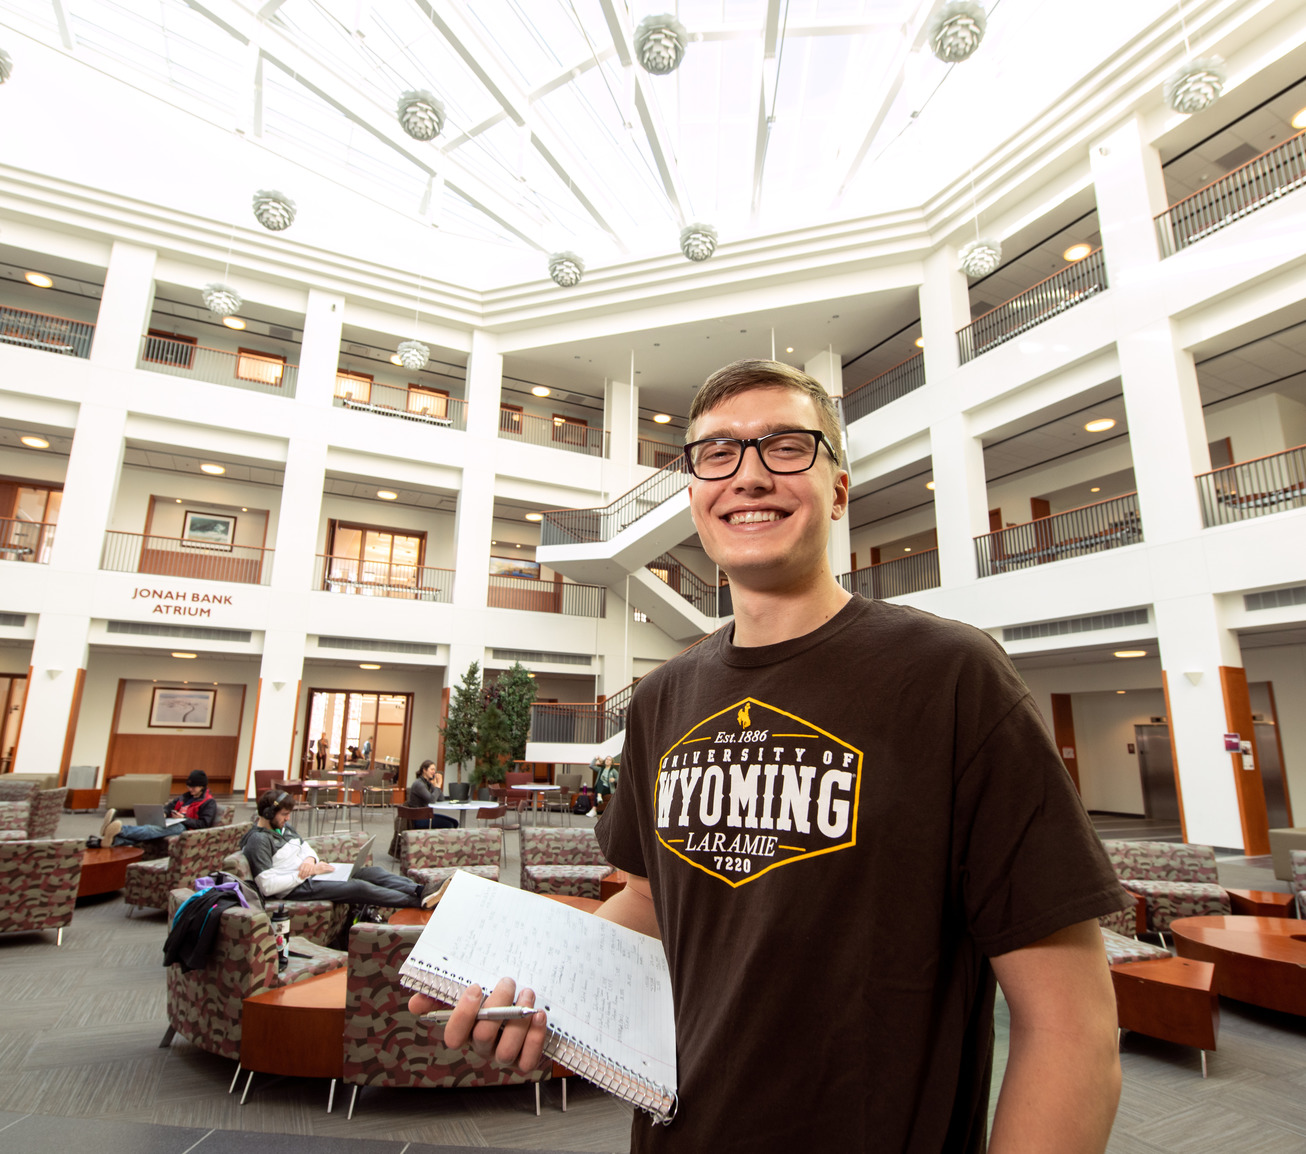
347;1084;359;1120
561;1076;568;1111
327;1078;336;1113
56;926;64;946
1200;1050;1208;1079
159;1026;177;1049
240;1070;255;1104
125;905;133;918
229;1063;242;1093
534;1081;540;1116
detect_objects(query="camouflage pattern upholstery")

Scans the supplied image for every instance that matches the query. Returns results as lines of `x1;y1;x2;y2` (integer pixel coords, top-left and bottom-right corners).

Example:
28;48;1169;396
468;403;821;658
400;829;501;889
164;886;346;1060
29;788;68;839
1100;927;1170;966
1097;901;1140;939
519;827;614;897
124;822;250;913
1103;840;1230;934
343;922;547;1099
1289;849;1306;918
0;839;84;941
0;801;31;841
222;829;373;944
0;780;39;803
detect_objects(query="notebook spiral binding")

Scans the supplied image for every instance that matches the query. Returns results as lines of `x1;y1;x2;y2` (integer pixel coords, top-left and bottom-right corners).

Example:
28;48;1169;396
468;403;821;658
400;957;677;1125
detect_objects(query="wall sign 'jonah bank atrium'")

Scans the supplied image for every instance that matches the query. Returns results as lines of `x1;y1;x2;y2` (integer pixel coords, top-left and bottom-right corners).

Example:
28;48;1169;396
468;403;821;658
130;587;235;617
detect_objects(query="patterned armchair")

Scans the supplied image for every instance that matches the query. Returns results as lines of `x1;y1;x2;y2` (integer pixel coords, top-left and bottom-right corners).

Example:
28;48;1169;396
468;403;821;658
0;800;31;841
0;839;84;945
221;829;373;945
342;922;549;1119
1290;849;1306;918
1103;840;1231;943
400;828;501;889
1099;927;1170;966
124;823;250;915
0;780;39;803
519;827;614;898
29;788;68;839
162;886;345;1062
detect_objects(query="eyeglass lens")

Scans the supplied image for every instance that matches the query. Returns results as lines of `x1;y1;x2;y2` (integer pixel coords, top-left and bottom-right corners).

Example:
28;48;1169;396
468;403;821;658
688;431;821;478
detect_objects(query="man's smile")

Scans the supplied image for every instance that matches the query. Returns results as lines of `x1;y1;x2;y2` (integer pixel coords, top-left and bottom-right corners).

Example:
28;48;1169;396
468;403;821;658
724;509;789;525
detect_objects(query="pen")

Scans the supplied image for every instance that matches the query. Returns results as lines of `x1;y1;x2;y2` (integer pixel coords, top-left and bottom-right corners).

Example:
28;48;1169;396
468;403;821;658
422;1005;541;1024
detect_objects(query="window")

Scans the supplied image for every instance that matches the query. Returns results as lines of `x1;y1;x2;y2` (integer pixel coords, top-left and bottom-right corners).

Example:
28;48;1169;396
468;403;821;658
143;329;196;369
335;370;373;404
500;404;523;434
326;520;426;594
408;386;448;420
552;414;588;446
237;348;286;386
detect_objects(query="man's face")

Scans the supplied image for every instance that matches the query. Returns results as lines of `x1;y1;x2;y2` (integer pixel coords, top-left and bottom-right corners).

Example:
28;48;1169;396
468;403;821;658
687;386;847;592
273;806;293;829
187;783;204;797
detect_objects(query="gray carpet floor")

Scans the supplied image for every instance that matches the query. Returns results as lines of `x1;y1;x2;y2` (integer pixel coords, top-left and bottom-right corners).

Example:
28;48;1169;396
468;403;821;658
2;805;1304;1152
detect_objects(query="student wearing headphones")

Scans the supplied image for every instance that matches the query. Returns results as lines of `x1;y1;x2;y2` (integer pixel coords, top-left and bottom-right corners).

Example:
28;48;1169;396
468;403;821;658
241;789;440;908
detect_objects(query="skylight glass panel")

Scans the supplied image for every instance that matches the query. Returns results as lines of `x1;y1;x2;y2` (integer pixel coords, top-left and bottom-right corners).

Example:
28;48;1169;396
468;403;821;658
461;0;601;92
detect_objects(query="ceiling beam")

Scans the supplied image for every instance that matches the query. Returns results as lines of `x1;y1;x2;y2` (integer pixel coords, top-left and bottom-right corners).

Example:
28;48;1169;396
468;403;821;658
749;0;784;221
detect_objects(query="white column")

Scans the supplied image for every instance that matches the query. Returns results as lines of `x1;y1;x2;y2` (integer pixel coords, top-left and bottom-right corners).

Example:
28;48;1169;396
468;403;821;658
295;288;346;408
13;614;90;778
464;329;503;441
605;377;639;475
805;350;851;578
267;438;328;593
452;463;495;610
917;245;969;381
929;413;988;588
51;405;127;573
246;635;308;789
1089;113;1167;288
90;242;156;370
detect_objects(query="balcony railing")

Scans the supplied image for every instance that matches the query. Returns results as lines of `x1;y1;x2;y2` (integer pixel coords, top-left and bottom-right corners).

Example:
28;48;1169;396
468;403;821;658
1197;444;1306;527
0;519;56;563
541;456;691;546
843;352;926;424
530;679;635;745
334;379;467;431
838;548;940;599
313;554;454;602
137;335;299;397
1;305;95;358
638;437;682;469
102;531;274;585
499;407;608;457
648;553;725;616
974;493;1142;578
487;574;605;618
1157;130;1306;257
957;248;1108;364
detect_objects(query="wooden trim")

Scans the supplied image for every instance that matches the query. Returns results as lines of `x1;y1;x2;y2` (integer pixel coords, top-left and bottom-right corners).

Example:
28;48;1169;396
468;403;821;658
288;677;304;786
1160;127;1306;214
1160;672;1189;843
103;679;128;787
1050;693;1079;792
1195;440;1306;478
11;664;34;766
143;493;157;538
1263;681;1293;827
1220;665;1270;855
437;685;450;776
58;667;86;785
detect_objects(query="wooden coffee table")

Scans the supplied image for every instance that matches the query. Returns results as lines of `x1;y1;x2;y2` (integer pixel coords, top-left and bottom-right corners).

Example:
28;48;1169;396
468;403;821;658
1110;956;1218;1075
240;968;346;1106
78;846;144;896
1226;888;1296;918
1173;915;1306;1016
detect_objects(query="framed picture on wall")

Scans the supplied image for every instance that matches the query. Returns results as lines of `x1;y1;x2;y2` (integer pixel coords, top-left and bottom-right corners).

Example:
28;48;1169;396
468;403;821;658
181;511;236;551
149;687;217;729
489;555;540;580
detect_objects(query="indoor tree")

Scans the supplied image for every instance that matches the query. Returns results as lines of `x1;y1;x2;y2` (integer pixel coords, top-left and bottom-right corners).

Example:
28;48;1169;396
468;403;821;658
440;660;481;784
471;701;512;794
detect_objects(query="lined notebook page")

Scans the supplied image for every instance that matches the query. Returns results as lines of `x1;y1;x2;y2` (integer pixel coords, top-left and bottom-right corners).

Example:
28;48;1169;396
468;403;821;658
399;871;677;1112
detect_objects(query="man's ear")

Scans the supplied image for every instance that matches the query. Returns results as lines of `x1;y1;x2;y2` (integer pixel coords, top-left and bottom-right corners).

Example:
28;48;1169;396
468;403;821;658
831;469;850;521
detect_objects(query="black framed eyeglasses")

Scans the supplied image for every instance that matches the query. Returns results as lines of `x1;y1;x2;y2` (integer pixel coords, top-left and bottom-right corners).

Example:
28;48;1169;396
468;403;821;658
683;429;838;480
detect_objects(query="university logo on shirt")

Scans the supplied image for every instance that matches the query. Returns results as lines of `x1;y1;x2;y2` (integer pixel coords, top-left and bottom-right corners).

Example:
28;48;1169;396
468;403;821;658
654;697;862;887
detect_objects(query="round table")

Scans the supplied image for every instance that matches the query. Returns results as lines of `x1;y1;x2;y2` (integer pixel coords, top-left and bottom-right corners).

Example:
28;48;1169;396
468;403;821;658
1172;915;1306;1016
78;846;144;897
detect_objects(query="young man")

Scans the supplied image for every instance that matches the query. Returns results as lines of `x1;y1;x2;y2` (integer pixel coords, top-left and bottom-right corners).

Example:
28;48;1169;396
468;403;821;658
421;361;1129;1153
98;770;216;847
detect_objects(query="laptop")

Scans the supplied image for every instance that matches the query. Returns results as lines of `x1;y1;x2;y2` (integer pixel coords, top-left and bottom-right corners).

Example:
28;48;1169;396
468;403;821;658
317;835;375;882
134;803;186;828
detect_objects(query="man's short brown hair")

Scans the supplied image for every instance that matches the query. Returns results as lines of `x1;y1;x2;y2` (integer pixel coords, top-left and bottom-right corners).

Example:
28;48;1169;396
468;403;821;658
687;359;845;468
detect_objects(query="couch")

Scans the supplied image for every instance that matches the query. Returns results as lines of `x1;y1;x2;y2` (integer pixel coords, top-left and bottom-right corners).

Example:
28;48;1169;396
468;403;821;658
341;921;551;1119
0;785;68;840
29;788;68;839
399;828;501;889
0;839;85;945
124;822;251;915
0;799;32;841
1102;839;1231;944
1268;827;1306;881
519;827;614;898
0;773;59;790
161;885;346;1063
104;773;174;813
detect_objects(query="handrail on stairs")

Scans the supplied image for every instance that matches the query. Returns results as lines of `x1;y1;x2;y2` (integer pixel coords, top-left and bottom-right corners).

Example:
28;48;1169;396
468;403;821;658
540;455;690;546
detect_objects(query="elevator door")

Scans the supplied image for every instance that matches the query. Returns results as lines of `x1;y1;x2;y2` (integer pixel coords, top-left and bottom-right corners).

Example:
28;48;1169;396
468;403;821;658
1135;724;1180;823
1256;721;1291;829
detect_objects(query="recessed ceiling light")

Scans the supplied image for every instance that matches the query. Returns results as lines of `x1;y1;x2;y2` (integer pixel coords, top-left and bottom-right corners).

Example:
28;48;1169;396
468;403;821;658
390;354;404;366
222;316;246;330
20;435;49;449
1090;486;1101;493
925;481;935;490
171;652;197;659
531;385;551;397
1063;243;1092;262
914;337;925;348
359;663;381;670
377;490;398;500
175;498;182;503
241;507;248;512
903;547;912;552
1084;418;1116;433
524;512;543;522
1114;650;1146;659
24;272;53;288
785;347;794;353
200;463;225;475
491;540;497;545
1292;106;1306;130
1116;690;1126;694
653;413;672;424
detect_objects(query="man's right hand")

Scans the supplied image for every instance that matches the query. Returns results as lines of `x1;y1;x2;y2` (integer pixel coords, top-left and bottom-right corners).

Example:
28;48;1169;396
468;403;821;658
409;978;548;1072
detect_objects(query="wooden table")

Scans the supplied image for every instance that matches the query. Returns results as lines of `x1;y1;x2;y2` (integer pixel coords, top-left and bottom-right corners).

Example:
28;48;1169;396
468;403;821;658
78;846;143;896
599;870;628;902
240;968;346;1105
543;893;603;915
1110;957;1218;1074
1173;915;1306;1016
1226;888;1297;918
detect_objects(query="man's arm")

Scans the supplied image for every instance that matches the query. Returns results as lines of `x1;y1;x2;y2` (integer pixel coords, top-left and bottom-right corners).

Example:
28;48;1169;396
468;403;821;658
988;919;1121;1154
184;797;217;830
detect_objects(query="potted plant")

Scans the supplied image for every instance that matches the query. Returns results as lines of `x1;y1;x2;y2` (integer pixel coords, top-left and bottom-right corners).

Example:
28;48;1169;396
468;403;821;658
470;702;512;799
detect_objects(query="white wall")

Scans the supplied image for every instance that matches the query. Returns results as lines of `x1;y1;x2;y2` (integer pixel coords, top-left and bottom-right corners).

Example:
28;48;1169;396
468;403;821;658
116;678;244;735
112;465;281;546
1069;688;1168;814
1205;392;1306;461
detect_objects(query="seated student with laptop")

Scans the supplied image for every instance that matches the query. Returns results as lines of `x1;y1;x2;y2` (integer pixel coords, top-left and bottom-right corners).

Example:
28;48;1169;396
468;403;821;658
241;789;441;909
96;770;216;847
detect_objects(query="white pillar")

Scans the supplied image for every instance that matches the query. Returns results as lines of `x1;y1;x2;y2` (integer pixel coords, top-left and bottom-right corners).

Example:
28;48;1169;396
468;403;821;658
917;245;969;381
605;377;639;476
90;242;156;370
929;412;988;588
268;438;328;592
805;350;851;579
247;635;308;790
1090;113;1167;288
452;463;495;610
464;329;503;441
51;406;127;573
295;288;346;408
13;614;90;779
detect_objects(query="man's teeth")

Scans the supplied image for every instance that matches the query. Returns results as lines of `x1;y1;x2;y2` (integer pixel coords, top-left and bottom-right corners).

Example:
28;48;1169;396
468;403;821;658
726;510;785;525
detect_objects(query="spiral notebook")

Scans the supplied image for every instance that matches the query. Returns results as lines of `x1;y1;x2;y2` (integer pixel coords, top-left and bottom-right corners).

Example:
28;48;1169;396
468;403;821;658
399;870;678;1123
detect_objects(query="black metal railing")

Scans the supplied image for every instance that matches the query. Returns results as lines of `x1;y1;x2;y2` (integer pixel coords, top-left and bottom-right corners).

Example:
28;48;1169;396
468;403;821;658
138;335;299;397
957;248;1108;364
486;574;606;618
1;305;95;358
101;531;274;585
529;679;635;745
0;519;56;563
1196;444;1306;526
638;437;682;468
499;408;608;457
541;456;691;546
843;352;926;424
838;548;940;599
647;554;726;616
1157;130;1306;257
313;555;454;602
974;493;1142;578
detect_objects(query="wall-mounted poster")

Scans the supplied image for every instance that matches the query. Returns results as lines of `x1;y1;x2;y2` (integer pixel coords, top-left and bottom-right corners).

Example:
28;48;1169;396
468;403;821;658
489;555;540;580
182;511;236;551
149;687;217;729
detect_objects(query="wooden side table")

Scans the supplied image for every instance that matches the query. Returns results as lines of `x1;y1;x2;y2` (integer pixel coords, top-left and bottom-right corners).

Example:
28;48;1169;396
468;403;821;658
78;846;143;897
1226;888;1296;918
599;869;629;902
66;788;102;813
240;968;346;1107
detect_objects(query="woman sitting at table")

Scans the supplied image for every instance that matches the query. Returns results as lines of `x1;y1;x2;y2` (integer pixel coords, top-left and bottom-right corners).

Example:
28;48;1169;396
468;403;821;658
405;760;458;830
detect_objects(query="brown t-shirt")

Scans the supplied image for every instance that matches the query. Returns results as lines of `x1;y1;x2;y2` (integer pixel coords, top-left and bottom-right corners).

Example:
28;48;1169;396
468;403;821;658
597;595;1128;1153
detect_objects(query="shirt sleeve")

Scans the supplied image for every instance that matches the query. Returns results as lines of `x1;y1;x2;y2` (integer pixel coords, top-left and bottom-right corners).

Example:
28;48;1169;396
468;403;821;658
183;797;218;830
